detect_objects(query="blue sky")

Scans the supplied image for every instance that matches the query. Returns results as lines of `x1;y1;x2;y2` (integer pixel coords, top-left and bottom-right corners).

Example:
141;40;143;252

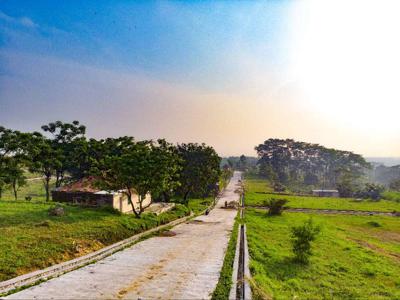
0;1;289;89
1;0;399;156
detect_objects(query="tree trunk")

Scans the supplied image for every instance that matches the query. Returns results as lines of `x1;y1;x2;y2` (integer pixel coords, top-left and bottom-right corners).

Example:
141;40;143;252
0;188;2;200
56;170;63;188
183;190;190;206
12;180;17;201
139;195;143;214
44;176;50;202
127;193;140;218
162;191;170;202
139;194;152;215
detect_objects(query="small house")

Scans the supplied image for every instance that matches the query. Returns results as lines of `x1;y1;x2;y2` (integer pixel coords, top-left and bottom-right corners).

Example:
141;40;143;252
51;177;151;213
312;189;340;197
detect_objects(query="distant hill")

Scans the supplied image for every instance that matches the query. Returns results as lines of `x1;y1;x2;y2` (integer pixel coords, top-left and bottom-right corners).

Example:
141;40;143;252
366;157;400;167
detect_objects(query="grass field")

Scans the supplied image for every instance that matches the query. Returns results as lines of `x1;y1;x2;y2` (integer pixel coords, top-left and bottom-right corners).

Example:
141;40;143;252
245;209;400;299
0;196;213;282
245;177;400;212
1;178;54;202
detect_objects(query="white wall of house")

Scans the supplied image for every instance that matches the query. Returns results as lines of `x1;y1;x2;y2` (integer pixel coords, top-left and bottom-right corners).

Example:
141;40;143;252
112;193;151;213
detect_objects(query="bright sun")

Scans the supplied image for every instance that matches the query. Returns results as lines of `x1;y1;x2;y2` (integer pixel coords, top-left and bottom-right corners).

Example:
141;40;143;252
287;0;400;135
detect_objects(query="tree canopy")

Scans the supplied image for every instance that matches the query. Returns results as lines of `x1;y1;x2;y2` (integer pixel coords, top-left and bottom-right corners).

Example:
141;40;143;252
255;139;370;189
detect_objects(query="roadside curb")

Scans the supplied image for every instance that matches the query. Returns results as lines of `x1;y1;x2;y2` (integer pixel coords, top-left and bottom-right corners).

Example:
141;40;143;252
230;178;252;300
0;212;194;296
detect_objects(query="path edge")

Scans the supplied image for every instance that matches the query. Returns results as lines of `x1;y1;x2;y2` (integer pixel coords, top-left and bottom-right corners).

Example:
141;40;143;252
0;212;196;296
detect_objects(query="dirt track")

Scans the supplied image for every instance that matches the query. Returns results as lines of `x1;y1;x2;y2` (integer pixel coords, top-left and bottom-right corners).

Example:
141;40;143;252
248;206;398;217
7;172;242;300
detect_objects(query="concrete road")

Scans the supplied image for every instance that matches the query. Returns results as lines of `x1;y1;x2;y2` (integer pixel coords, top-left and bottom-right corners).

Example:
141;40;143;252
7;171;242;300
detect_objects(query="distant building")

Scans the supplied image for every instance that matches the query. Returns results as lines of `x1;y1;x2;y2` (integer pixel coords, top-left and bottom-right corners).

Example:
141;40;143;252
312;189;340;197
51;177;151;213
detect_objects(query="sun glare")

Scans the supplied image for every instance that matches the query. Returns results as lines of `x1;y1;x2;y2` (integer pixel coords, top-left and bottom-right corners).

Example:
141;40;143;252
288;0;400;134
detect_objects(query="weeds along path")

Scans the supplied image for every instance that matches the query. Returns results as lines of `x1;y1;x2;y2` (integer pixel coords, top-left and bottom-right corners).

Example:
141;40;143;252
6;172;242;300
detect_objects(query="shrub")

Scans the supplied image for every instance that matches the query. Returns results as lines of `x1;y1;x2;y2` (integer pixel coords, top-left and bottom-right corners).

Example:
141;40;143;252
263;198;288;215
389;179;400;192
356;183;385;200
273;182;286;192
367;221;381;227
291;218;321;263
382;191;400;202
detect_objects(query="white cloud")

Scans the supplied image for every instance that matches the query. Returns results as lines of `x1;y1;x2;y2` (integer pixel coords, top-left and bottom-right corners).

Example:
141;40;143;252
0;11;37;28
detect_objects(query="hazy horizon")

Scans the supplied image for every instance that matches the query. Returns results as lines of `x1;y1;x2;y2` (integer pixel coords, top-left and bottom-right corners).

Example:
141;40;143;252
1;0;399;157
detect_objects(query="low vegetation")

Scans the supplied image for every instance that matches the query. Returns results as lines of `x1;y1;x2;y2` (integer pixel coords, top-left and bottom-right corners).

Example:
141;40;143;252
291;218;321;263
245;177;400;212
211;215;239;300
263;198;288;216
382;191;400;202
246;209;400;299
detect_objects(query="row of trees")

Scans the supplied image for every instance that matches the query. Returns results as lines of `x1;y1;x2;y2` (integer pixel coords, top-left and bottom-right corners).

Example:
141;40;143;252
0;121;222;217
221;155;258;172
255;139;371;192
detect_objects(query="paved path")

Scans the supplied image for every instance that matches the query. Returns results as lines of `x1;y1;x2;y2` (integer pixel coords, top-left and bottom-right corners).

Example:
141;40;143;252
7;172;242;300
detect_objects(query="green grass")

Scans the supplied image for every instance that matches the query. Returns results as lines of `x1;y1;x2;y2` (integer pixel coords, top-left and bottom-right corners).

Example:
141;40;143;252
22;169;43;179
1;178;55;202
187;197;214;214
382;191;400;202
0;197;212;282
245;209;400;299
212;214;239;300
245;178;400;212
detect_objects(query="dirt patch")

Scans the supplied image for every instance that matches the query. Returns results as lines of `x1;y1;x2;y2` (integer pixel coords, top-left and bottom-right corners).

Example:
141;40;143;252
348;237;400;263
373;231;400;243
116;261;166;299
188;220;221;225
158;230;177;237
187;219;204;224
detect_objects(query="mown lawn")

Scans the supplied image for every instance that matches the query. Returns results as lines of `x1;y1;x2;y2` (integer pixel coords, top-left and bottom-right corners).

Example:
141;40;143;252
0;197;212;282
245;209;400;299
245;178;400;212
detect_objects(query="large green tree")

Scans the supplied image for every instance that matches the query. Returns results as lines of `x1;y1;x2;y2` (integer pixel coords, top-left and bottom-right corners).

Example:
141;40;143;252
41;121;86;187
28;133;63;201
93;138;180;218
2;157;27;200
0;127;32;200
177;143;221;204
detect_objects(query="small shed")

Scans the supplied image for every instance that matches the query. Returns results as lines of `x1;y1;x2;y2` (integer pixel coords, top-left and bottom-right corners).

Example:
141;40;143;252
51;177;151;213
312;189;340;197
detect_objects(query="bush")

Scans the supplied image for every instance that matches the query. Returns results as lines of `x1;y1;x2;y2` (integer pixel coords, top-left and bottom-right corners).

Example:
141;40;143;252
291;218;321;263
382;191;400;202
389;179;400;192
356;183;385;201
263;198;288;215
273;182;286;192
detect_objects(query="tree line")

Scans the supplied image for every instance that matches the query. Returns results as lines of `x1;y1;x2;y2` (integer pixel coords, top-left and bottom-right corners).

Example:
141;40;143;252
255;139;373;196
0;121;222;217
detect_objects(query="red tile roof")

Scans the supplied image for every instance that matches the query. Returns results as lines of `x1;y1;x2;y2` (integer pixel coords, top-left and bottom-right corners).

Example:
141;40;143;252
56;177;101;193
